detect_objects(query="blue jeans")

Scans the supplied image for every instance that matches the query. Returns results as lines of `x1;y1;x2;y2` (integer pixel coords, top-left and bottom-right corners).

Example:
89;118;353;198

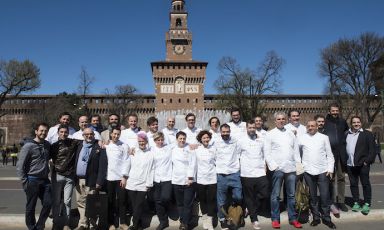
217;172;242;219
271;171;297;222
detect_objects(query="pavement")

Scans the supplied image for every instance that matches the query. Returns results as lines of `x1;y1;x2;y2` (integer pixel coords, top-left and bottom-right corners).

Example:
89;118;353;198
1;153;384;229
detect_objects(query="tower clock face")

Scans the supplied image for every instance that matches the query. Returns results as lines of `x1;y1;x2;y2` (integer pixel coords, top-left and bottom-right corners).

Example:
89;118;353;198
174;45;185;55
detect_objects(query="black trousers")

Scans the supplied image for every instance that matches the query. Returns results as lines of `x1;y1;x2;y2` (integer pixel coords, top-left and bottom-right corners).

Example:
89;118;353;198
197;183;217;217
347;165;372;205
173;184;196;225
241;176;269;222
303;172;331;222
107;180;129;227
128;190;147;227
154;181;172;224
24;179;52;230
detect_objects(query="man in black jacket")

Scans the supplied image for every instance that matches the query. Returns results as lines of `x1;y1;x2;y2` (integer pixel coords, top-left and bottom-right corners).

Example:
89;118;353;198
16;123;52;230
346;116;376;215
323;103;349;213
50;125;80;230
74;128;108;230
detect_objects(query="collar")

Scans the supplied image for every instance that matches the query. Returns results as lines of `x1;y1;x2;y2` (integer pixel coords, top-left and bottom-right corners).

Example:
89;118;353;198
348;128;363;134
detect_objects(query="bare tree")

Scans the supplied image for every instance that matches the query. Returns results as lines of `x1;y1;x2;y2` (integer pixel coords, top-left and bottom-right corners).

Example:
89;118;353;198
106;84;141;121
77;66;95;110
0;59;41;116
215;51;284;120
319;32;384;127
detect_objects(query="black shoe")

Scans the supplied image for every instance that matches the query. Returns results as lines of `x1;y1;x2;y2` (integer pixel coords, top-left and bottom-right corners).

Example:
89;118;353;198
310;219;321;226
323;220;337;229
156;222;169;230
220;220;230;230
179;223;187;230
338;203;348;212
128;225;138;230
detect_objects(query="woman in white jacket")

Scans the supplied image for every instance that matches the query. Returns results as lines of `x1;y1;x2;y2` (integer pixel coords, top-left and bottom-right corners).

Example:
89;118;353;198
152;132;173;230
125;131;154;230
195;130;216;230
171;131;197;230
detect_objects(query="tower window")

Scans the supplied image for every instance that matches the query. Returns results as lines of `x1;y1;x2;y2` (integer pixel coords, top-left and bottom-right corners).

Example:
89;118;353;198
161;98;164;103
178;98;181;103
176;18;182;27
187;98;190;103
170;99;172;103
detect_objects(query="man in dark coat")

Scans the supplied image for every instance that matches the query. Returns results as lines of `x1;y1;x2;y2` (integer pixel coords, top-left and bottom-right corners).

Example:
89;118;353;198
74;128;107;230
323;103;349;213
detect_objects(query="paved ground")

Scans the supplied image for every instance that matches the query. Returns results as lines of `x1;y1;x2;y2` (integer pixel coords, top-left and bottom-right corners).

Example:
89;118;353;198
1;153;383;229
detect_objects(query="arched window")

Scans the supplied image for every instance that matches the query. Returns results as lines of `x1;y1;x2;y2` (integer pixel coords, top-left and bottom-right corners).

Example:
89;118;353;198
178;98;181;103
176;18;182;27
161;98;164;103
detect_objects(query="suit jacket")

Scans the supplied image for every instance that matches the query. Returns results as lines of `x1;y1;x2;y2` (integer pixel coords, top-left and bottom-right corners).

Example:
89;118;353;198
346;129;376;166
75;140;107;190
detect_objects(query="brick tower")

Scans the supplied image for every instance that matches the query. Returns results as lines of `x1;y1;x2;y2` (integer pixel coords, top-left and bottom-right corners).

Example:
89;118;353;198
151;0;208;112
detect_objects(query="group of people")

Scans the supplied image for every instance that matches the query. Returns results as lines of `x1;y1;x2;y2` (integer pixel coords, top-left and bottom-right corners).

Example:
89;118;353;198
1;144;18;166
16;103;378;230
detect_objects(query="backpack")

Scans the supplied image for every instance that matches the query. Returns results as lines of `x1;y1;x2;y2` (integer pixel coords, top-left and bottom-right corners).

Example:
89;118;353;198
221;204;244;229
295;178;310;213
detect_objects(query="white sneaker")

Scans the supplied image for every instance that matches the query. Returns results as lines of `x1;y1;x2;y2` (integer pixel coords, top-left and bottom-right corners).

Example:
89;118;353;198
252;221;261;230
202;214;208;229
206;216;214;230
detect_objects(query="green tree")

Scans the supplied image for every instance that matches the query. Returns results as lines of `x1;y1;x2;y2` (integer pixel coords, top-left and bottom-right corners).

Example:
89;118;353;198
319;32;384;127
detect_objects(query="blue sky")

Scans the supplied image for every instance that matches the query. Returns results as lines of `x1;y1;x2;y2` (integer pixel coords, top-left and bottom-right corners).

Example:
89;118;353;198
1;0;383;95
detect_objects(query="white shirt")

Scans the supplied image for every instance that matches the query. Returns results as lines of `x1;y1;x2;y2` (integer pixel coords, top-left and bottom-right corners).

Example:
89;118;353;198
147;131;156;148
264;127;301;173
238;135;266;178
106;141;130;181
256;129;268;140
285;123;307;137
209;129;221;145
214;137;241;174
171;145;197;185
182;127;202;145
162;127;179;145
227;121;247;141
195;145;217;185
72;129;101;141
120;128;139;148
346;129;362;167
153;145;173;183
126;148;154;191
298;132;335;175
46;124;76;144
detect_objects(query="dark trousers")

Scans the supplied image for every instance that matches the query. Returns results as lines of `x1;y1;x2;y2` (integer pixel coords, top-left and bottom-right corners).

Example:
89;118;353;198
197;183;217;217
12;156;17;166
128;190;147;227
303;172;331;222
329;158;346;204
24;179;52;230
2;155;7;165
107;180;129;227
241;176;269;222
154;181;172;224
173;184;196;225
347;165;372;205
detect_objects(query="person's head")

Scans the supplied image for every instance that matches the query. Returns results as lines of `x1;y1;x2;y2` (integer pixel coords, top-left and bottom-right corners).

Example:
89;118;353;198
350;116;362;132
254;115;264;130
209;117;220;131
90;115;101;127
220;123;231;141
166;117;176;129
288;109;301;125
110;127;121;143
176;131;187;147
230;108;241;123
57;124;69;140
306;120;318;135
246;120;257;138
153;132;165;148
274;111;286;129
127;114;138;129
137;131;148;150
314;114;325;129
196;130;212;147
78;115;89;131
34;122;49;141
82;128;95;143
147;116;159;133
185;113;196;129
108;113;120;126
58;112;71;125
328;103;340;119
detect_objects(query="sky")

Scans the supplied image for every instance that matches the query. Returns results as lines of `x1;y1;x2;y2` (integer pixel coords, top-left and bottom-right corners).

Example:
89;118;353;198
1;0;383;96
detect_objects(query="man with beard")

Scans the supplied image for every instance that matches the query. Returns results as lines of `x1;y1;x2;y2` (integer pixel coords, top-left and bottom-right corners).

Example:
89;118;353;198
101;114;121;144
227;108;246;141
285;110;306;137
314;115;326;134
323;103;349;213
46;112;76;144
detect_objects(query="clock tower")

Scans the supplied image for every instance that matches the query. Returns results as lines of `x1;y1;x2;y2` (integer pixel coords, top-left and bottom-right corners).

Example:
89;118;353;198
151;0;208;112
